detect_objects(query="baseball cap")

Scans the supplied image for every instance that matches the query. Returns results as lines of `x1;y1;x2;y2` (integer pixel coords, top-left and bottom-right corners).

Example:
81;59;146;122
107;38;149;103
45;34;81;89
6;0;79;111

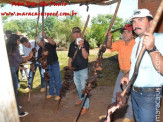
72;27;81;33
130;9;153;21
122;24;133;31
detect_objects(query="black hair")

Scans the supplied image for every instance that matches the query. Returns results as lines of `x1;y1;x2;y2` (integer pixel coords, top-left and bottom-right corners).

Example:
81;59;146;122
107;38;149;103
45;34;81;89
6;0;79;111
147;16;153;22
20;37;28;43
121;30;136;38
5;30;12;34
6;34;20;55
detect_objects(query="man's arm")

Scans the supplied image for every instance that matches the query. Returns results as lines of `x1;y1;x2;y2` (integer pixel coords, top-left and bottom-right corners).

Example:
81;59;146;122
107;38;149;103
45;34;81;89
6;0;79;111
143;32;163;75
68;58;72;68
42;31;55;45
149;51;163;75
79;39;89;59
23;51;33;62
46;37;55;45
106;32;113;49
81;47;89;59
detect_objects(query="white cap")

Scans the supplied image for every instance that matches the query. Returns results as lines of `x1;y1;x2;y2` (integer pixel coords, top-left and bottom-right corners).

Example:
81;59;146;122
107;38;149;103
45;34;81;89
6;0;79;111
130;9;153;21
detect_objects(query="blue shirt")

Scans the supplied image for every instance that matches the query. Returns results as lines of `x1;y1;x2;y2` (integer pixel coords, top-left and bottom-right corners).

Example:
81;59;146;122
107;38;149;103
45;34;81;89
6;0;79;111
129;33;163;87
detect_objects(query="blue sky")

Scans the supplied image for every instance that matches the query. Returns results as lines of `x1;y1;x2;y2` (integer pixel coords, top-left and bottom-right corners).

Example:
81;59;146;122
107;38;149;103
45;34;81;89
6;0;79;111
1;0;138;24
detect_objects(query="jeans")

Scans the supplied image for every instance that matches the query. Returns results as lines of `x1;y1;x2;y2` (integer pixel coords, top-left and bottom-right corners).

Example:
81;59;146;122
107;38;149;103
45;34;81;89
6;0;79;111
10;67;21;114
111;70;133;119
28;61;45;88
74;68;89;108
131;88;162;122
47;61;62;96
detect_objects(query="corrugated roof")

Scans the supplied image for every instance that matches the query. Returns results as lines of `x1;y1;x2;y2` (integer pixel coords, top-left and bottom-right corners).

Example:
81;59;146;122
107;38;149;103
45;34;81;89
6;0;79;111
0;0;118;7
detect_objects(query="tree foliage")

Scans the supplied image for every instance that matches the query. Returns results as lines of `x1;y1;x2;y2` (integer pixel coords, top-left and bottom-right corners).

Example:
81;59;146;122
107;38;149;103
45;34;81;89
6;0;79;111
3;18;41;38
90;14;124;47
3;13;124;49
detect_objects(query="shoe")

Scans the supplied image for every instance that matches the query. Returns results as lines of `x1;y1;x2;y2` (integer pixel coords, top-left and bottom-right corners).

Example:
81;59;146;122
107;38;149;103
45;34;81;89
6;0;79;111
18;83;20;88
19;112;28;117
75;100;82;105
81;108;88;115
99;115;106;120
54;96;60;101
19;106;22;109
25;88;30;93
40;88;45;92
123;118;132;122
46;95;53;99
21;77;26;80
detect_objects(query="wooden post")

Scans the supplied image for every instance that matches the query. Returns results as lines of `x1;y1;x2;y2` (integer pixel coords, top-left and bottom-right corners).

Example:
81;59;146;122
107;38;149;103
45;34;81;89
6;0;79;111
138;0;163;32
0;14;19;122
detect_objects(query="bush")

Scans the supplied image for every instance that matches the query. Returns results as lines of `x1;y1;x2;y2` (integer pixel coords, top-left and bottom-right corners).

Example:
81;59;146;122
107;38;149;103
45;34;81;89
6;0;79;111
88;38;97;49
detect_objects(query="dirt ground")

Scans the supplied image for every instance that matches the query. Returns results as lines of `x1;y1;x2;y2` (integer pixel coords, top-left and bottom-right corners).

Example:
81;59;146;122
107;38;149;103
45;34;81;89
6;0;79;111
18;54;124;122
18;85;163;122
19;85;123;122
18;52;163;122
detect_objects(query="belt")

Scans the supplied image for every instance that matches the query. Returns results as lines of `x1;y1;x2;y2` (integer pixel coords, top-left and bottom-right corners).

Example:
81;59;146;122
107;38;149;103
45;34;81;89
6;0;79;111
133;86;161;93
49;60;58;65
121;70;129;74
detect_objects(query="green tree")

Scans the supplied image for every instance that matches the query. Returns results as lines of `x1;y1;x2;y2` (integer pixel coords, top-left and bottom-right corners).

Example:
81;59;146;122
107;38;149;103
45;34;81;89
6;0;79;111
0;4;5;8
61;15;82;43
90;14;124;47
44;16;58;39
3;19;41;39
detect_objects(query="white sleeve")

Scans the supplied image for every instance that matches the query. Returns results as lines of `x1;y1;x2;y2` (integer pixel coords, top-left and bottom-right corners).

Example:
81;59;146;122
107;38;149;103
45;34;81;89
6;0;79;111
155;33;163;55
19;43;24;55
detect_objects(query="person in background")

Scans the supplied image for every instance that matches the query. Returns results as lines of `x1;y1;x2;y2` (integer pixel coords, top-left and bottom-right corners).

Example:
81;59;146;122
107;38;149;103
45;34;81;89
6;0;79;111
103;24;135;122
68;27;90;115
17;32;29;81
6;34;33;117
20;37;46;92
5;30;12;40
37;32;62;100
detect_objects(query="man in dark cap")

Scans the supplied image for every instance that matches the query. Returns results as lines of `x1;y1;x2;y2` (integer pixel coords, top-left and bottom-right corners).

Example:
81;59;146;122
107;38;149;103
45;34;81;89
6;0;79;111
68;27;90;115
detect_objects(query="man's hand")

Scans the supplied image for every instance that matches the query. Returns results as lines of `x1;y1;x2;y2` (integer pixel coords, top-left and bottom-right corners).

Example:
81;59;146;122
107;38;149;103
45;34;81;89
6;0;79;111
79;38;84;47
120;76;129;85
42;31;47;39
19;66;27;70
143;32;155;50
43;51;48;56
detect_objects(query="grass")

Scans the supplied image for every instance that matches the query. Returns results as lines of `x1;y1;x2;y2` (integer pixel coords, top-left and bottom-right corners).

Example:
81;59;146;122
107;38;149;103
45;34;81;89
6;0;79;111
18;49;118;94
